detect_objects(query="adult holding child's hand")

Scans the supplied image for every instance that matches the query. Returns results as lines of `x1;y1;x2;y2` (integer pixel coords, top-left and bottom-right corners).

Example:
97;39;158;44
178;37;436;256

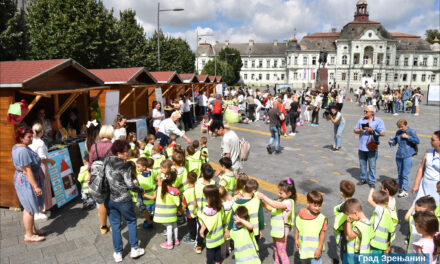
412;130;440;204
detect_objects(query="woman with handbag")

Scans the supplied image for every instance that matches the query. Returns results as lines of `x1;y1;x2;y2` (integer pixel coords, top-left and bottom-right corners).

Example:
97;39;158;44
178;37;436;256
388;119;420;198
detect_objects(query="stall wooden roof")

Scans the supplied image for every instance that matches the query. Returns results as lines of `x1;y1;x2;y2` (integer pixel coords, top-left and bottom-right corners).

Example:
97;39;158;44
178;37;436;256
209;75;217;83
216;76;223;82
179;73;199;84
89;67;157;85
197;74;210;83
150;71;183;84
0;59;104;91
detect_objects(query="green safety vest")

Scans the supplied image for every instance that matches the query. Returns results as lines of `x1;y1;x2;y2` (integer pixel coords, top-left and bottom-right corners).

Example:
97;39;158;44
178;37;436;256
407;216;422;253
436;204;440;223
233;198;261;235
219;172;236;195
200;146;209;164
194;179;215;214
77;166;89;194
230;227;261;264
390;207;398;243
370;208;394;250
270;198;295;238
295;213;326;259
223;204;233;230
346;219;374;254
152;155;165;173
165;146;173;160
198;208;225;249
183;187;196;218
186;155;202;177
143;144;154;158
131;171;156;205
333;202;347;245
153;186;180;224
176;167;188;193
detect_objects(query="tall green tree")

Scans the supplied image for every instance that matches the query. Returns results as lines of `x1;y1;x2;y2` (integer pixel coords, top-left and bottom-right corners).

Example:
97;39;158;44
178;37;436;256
144;31;195;73
218;47;242;84
202;59;234;85
26;0;121;68
425;29;440;44
0;0;27;60
117;9;148;67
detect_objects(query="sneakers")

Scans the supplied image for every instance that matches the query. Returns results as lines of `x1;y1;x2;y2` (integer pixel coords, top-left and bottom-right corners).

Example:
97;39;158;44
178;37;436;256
174;240;180;246
274;150;281;154
34;212;48;220
414;113;419;116
100;225;110;234
160;242;173;250
398;191;408;198
130;248;145;259
195;246;202;254
393;113;399;116
266;146;273;154
183;235;195;244
113;252;123;263
357;180;367;186
289;132;296;136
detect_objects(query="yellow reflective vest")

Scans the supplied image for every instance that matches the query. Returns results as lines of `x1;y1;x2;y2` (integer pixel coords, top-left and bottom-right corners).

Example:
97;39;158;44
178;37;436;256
270;198;294;238
230;227;261;264
198;208;225;249
295;213;326;259
219;171;236;195
183;187;196;218
370;207;395;251
232;198;261;235
346;218;374;254
154;186;180;224
77;165;89;194
333;202;347;245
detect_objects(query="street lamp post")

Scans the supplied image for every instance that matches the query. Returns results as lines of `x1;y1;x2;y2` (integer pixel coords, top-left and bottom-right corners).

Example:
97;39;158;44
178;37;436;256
157;2;184;70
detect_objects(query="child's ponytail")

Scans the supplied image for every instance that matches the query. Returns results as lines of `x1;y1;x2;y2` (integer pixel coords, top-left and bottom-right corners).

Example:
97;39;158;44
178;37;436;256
278;177;297;201
161;171;177;199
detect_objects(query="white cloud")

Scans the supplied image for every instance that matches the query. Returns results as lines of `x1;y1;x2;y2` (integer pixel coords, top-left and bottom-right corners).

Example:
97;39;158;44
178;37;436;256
102;0;440;50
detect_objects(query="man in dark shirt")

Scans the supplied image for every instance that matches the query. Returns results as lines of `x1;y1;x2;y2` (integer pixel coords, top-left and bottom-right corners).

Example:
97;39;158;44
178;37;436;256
267;101;281;154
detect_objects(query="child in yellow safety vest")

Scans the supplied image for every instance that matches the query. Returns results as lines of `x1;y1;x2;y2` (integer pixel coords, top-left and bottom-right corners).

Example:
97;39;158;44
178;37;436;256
342;198;374;259
216;157;236;196
198;185;225;264
200;136;209;164
172;152;188;193
219;186;234;259
226;206;261;264
405;196;437;253
78;154;94;208
234;173;249;200
367;188;395;254
192;140;201;159
381;179;399;242
333;180;355;262
412;211;440;262
182;171;198;244
186;145;202;177
156;159;172;183
195;163;216;254
151;144;165;174
134;157;156;229
435;182;440;222
295;191;327;264
165;135;177;159
143;134;155;158
154;171;181;250
259;177;296;264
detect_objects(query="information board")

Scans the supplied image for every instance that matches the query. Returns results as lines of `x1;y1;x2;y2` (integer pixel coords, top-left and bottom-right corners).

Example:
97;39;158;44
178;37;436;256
47;148;79;208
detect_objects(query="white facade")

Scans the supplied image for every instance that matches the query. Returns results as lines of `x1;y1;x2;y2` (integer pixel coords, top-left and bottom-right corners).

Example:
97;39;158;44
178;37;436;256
195;1;440;90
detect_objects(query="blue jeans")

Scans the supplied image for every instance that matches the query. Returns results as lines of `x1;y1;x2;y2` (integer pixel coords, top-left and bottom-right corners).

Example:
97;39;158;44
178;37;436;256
105;199;139;253
358;150;378;184
300;257;322;264
268;126;280;151
333;121;345;148
396;157;412;192
202;106;208;116
394;101;400;113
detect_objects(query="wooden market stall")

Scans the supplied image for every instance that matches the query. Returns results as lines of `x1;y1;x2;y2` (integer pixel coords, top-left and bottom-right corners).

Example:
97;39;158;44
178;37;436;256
149;71;184;107
89;67;157;121
196;75;212;95
0;59;106;208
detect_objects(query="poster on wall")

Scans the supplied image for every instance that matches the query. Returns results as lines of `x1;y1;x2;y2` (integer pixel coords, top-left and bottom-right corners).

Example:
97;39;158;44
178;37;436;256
428;85;440;102
78;141;86;161
155;87;164;114
47;148;79;208
128;118;148;140
216;84;223;96
104;91;120;125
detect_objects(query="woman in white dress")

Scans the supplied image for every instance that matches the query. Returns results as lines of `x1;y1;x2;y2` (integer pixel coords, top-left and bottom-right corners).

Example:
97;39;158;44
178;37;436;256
29;123;55;220
412;130;440;204
151;101;164;134
113;114;127;141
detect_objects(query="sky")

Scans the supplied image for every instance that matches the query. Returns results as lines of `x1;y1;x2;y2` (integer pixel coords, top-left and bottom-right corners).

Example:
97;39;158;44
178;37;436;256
102;0;440;50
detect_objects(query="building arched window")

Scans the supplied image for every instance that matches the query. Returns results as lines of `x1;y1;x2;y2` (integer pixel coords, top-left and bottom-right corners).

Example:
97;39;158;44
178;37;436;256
342;55;348;65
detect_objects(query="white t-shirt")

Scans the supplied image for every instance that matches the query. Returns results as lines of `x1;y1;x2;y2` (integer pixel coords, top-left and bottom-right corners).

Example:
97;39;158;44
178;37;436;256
152;108;163;128
231;89;236;96
183;99;191;112
159;118;184;137
114;127;127;140
237;94;244;103
334;112;345;124
221;130;241;170
313;96;322;107
29;137;48;159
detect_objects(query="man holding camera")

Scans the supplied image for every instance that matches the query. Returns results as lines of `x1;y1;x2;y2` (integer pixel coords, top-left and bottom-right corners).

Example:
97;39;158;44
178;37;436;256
325;105;345;151
353;105;386;188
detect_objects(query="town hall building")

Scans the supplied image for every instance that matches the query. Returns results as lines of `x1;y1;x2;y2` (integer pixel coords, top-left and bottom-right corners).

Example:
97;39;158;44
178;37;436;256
196;0;440;90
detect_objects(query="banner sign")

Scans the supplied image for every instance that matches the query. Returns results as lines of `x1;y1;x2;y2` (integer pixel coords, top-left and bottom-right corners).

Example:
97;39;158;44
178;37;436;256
216;84;223;96
47;148;79;208
428;85;440;102
128;118;148;140
155;87;164;114
104;91;120;125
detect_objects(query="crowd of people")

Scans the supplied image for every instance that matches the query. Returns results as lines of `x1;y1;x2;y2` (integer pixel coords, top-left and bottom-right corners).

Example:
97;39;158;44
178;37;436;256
9;84;440;264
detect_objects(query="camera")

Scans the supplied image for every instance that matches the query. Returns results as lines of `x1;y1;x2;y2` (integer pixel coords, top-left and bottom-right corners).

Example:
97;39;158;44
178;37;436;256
323;110;331;118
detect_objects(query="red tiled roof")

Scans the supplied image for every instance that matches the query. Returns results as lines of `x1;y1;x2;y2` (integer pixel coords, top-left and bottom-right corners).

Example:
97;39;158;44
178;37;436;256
197;75;209;83
304;32;340;38
0;59;69;85
150;71;176;83
209;75;216;82
390;32;420;39
216;76;222;82
89;67;143;83
179;73;198;83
